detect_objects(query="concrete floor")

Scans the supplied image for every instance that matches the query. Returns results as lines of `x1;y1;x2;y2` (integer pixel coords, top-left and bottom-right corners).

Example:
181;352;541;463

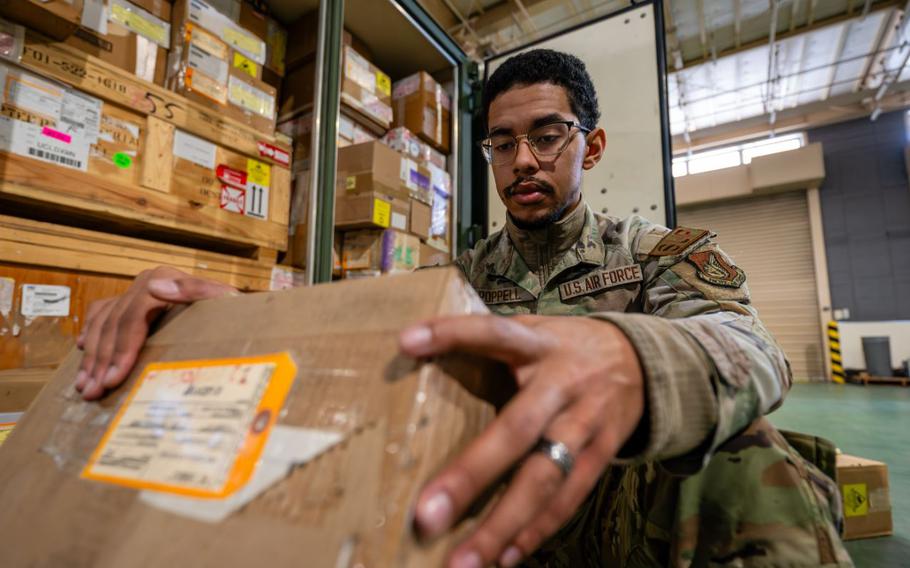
769;383;909;568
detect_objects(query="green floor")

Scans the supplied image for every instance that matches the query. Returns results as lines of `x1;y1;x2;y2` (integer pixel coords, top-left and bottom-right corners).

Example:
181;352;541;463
769;383;909;568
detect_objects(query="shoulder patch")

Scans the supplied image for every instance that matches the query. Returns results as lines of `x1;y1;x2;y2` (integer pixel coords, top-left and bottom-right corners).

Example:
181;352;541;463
686;249;745;288
648;227;711;257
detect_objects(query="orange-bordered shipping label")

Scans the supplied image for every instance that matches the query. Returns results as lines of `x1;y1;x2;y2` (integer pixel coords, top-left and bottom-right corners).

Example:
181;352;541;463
81;352;296;499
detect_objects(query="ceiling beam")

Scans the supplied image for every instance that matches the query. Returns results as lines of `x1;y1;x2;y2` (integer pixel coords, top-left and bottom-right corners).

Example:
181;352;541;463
671;80;910;152
734;0;742;48
696;0;709;61
821;20;851;101
679;0;902;70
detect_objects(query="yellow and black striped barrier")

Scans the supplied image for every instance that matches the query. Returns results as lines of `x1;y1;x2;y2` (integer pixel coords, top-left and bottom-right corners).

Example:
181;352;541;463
828;321;846;384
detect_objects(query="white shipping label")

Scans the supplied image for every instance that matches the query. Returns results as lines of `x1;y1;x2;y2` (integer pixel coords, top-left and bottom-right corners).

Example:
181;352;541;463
173;130;216;169
61;89;102;144
391;212;407;231
2;67;65;122
188;44;229;85
0;277;13;317
134;35;158;84
21;284;71;317
244;183;269;220
0;115;91;171
81;0;109;36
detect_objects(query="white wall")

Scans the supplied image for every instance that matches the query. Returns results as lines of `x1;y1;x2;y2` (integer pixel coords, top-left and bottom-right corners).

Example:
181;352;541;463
838;321;910;370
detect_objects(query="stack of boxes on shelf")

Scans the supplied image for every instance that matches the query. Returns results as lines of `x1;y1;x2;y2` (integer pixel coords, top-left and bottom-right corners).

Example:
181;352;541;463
0;0;296;380
276;12;454;280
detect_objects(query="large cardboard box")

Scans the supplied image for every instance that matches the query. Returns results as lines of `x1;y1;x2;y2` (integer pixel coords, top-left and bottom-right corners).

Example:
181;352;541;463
392;72;451;155
419;242;451;268
837;454;893;540
0;269;508;566
0;0;83;40
335;192;410;232
64;0;171;85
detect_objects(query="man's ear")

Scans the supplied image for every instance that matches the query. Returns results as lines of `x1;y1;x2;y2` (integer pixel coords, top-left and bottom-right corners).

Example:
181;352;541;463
582;127;606;170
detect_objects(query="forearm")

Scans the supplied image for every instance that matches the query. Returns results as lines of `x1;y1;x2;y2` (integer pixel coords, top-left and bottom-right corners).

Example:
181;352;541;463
589;307;790;469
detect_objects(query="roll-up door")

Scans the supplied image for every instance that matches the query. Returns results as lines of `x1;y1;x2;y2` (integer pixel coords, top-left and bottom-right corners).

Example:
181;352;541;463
678;190;825;382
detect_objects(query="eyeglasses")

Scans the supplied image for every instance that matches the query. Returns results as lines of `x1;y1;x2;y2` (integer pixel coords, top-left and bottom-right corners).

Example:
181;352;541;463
479;120;591;166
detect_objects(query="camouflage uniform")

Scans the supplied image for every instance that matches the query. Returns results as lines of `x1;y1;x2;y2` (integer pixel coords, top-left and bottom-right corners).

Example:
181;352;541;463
452;202;852;567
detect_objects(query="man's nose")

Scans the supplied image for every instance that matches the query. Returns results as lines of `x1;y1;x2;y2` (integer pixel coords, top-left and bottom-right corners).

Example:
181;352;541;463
512;139;539;175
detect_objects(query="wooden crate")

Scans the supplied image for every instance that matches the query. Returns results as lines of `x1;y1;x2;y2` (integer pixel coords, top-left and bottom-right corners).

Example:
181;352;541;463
1;214;281;370
0;30;292;261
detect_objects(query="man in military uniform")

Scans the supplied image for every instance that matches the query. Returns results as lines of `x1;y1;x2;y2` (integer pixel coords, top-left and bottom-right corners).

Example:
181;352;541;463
75;50;851;567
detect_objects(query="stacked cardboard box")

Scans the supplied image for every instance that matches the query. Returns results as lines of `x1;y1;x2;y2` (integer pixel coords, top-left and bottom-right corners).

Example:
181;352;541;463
168;0;279;133
392;71;451;154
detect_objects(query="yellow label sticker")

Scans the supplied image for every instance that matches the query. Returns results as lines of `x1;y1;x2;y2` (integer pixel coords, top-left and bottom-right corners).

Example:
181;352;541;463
843;483;869;517
111;2;169;48
345;176;356;190
233;52;259;78
376;72;391;97
81;353;297;499
223;26;265;63
246;158;271;187
0;422;15;447
186;68;228;105
372;198;391;228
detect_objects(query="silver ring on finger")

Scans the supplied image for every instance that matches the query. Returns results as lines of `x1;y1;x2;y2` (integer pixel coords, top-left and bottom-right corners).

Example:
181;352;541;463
533;438;574;477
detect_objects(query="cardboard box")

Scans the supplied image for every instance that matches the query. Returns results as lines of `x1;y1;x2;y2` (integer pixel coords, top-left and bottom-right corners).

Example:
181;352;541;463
64;0;172;85
410;198;431;240
0;0;83;40
342;229;419;273
277;58;314;119
0;368;53;413
0;268;510;566
278;112;377;173
337;141;410;202
341;46;392;129
419;242;450;268
392;72;451;154
169;21;277;133
837;454;893;540
335;192;410;232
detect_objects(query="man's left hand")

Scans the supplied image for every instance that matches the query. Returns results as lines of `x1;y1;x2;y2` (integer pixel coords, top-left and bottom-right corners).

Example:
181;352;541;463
399;314;645;568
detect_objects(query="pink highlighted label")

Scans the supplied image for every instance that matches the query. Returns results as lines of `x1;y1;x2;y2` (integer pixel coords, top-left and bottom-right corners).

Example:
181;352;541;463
41;127;72;144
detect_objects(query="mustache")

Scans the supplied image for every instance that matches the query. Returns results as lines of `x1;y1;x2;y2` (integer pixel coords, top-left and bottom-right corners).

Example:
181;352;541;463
505;177;555;198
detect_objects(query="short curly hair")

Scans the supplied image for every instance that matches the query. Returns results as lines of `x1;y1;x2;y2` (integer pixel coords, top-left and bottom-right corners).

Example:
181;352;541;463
483;49;601;131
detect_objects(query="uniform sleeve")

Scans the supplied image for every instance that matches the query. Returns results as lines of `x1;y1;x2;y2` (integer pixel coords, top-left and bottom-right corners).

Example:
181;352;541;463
590;229;791;470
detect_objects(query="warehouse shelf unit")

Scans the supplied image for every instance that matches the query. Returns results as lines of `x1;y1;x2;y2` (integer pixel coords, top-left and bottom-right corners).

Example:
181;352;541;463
275;0;477;283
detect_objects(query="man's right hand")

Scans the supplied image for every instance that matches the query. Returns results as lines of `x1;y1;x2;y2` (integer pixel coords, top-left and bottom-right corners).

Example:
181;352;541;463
75;266;238;400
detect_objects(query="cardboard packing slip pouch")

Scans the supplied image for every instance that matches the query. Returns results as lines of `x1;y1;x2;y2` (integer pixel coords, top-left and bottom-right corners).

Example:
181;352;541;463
0;268;513;567
0;0;83;41
837;454;893;540
64;0;172;86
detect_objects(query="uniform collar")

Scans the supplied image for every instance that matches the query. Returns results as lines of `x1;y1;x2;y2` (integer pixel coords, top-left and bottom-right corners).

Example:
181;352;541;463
487;201;605;289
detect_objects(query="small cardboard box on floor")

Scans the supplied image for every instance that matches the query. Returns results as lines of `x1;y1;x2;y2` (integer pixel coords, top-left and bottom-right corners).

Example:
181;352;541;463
837;454;893;540
0;269;509;566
